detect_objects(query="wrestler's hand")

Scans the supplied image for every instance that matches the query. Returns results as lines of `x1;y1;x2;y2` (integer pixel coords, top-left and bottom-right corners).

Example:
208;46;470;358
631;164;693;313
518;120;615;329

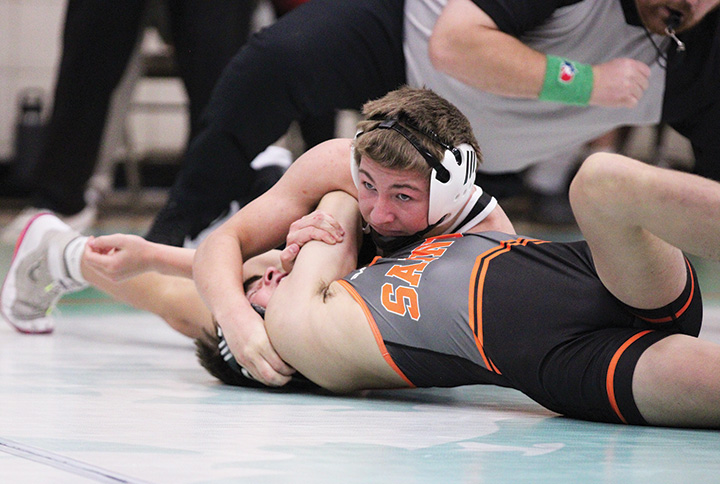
280;210;345;272
590;58;651;108
84;234;154;281
218;309;295;386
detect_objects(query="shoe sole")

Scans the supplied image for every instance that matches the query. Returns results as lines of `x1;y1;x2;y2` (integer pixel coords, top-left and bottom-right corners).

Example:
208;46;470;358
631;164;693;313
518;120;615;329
0;212;60;334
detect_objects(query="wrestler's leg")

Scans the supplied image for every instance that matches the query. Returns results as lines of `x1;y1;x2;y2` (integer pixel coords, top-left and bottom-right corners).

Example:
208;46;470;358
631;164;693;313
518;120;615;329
569;153;720;309
81;262;212;340
633;334;720;427
79;242;280;340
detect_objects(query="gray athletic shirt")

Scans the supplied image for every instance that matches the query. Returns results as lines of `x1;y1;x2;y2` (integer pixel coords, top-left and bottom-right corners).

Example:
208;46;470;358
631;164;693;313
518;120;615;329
404;0;666;173
340;232;509;374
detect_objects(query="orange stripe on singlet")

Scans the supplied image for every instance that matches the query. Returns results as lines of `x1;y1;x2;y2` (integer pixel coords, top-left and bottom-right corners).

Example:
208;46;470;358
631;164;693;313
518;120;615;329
634;258;696;324
468;237;549;375
336;279;415;387
469;245;509;373
606;259;695;422
605;330;653;424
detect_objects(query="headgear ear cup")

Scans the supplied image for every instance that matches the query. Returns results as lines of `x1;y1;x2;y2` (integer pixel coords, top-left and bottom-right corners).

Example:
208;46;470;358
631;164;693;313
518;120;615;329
352;120;479;227
427;143;477;225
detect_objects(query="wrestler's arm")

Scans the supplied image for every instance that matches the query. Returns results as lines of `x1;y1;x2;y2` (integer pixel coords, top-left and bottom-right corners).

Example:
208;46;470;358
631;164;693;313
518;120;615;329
83;234;196;281
265;191;408;392
430;0;651;107
193;138;357;386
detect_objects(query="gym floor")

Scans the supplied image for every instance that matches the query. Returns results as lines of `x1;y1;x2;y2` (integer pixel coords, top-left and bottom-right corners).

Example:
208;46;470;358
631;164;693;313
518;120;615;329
1;204;719;483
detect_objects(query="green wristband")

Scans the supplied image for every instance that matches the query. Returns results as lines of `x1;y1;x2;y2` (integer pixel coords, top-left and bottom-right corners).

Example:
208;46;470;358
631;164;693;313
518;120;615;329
538;55;593;106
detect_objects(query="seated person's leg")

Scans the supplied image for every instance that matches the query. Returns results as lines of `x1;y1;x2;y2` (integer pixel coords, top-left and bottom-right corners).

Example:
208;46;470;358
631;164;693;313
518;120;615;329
146;0;405;246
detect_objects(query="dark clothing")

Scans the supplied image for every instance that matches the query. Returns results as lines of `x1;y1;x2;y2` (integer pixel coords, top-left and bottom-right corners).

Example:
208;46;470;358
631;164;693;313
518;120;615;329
662;12;720;180
339;232;702;425
149;0;719;245
34;0;255;215
145;0;406;244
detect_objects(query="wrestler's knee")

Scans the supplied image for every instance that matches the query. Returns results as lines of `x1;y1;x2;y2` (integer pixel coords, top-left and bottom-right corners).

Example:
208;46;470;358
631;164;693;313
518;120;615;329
569;153;636;218
633;334;720;427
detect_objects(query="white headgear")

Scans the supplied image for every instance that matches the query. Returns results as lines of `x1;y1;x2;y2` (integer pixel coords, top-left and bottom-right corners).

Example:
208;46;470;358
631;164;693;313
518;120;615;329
351;118;477;226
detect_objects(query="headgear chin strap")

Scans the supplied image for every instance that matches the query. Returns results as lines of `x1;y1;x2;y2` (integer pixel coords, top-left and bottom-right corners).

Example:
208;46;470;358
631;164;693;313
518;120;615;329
351;118;478;226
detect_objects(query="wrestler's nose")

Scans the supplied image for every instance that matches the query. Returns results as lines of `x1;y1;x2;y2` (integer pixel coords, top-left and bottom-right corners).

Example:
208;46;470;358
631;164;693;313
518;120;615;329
367;197;396;226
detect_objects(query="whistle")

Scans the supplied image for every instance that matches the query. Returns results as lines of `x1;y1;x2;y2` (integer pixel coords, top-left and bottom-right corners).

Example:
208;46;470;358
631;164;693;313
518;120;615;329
664;12;686;52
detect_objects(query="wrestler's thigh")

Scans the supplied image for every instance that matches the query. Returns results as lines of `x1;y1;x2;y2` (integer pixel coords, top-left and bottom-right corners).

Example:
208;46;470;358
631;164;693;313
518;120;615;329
633;334;720;428
570;155;688;309
511;328;658;425
584;228;687;311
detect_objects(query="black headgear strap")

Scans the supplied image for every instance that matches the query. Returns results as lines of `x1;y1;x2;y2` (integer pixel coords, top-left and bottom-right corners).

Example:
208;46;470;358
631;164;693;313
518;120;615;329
373;118;460;183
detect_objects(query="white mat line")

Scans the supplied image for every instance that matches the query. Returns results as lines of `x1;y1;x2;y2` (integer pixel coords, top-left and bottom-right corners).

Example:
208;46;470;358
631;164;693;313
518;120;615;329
0;438;154;484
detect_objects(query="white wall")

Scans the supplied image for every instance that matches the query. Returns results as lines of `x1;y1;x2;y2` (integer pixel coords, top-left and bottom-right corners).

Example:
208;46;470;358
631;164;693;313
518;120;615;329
0;0;65;161
0;0;283;168
0;0;199;166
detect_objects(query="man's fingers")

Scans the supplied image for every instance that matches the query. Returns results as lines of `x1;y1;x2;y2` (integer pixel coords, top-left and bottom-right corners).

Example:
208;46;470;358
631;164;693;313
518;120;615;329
87;236;120;254
287;227;342;247
288;212;345;242
245;353;296;387
591;58;653;108
226;318;297;387
280;243;299;272
301;210;344;231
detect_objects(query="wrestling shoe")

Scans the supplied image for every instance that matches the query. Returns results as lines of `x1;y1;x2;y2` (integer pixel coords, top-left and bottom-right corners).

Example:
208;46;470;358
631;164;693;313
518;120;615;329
1;205;96;245
1;213;88;333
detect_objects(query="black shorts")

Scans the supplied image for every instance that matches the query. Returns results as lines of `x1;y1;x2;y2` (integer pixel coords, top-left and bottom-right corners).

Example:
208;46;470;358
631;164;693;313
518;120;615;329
368;237;703;425
481;241;702;425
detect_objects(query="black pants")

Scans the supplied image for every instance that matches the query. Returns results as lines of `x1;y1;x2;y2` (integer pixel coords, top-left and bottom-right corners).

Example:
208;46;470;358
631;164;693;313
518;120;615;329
662;11;720;183
34;0;255;215
146;0;406;245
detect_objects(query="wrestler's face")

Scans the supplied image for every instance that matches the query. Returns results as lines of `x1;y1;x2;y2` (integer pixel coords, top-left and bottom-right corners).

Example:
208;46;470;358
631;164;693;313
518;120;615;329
245;265;287;310
635;0;720;35
355;156;430;236
242;250;284;310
